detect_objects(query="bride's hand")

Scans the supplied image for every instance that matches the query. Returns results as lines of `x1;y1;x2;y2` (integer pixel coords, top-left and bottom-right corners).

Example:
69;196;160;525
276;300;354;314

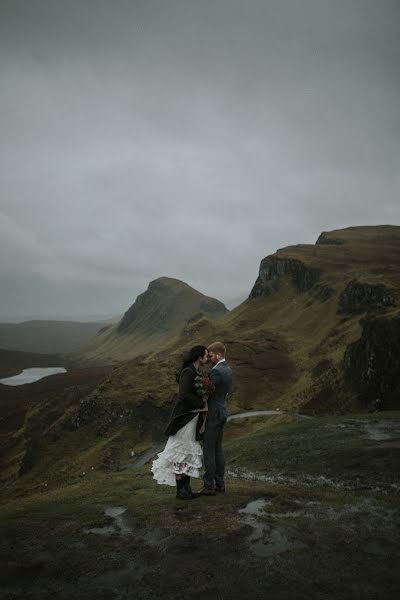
202;394;209;402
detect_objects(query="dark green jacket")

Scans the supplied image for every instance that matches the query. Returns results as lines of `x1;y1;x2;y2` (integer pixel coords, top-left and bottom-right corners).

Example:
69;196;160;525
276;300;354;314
164;364;207;440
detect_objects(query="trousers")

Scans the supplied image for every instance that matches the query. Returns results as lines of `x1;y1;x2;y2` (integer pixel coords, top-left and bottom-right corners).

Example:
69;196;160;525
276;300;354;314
202;411;227;489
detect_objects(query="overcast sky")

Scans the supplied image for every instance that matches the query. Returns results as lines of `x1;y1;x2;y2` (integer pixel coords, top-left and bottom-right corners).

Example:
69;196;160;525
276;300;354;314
0;0;399;320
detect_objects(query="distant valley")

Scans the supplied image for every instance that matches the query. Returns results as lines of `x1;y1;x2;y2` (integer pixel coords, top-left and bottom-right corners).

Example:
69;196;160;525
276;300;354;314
0;318;119;356
1;224;399;498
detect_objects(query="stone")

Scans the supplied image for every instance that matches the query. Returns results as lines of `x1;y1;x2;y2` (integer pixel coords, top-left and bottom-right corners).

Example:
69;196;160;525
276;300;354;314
249;256;320;298
338;280;396;314
343;313;400;406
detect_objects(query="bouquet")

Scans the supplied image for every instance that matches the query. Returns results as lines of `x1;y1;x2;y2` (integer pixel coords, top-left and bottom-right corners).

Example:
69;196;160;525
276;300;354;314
194;374;215;397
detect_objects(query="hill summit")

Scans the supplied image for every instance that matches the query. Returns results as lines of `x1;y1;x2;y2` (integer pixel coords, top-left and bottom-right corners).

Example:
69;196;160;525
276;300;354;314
66;277;227;365
117;277;227;335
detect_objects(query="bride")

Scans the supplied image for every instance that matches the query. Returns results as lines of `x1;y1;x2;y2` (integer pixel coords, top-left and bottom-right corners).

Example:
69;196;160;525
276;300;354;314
151;345;209;500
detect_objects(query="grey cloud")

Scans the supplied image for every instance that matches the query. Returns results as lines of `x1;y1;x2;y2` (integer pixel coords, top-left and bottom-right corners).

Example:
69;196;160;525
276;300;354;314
0;0;399;319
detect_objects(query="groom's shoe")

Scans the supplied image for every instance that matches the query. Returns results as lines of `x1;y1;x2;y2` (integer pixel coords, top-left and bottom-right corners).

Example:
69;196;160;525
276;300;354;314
196;486;216;497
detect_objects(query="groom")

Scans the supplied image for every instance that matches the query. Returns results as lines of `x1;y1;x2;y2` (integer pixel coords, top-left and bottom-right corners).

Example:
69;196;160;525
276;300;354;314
197;341;233;496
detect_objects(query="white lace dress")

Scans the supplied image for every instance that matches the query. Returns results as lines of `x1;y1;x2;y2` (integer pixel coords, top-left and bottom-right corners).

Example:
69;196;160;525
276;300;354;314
151;413;203;486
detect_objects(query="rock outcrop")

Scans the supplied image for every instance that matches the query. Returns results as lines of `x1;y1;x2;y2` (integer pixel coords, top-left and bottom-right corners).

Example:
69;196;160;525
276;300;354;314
343;313;400;406
250;256;320;298
338;280;396;314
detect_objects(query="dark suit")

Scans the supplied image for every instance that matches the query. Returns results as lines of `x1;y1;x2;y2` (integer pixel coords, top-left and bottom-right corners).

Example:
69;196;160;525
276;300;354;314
203;360;233;489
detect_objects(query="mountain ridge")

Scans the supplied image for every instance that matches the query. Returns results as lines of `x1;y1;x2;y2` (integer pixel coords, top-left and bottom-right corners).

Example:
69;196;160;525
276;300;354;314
1;225;399;496
65;276;228;365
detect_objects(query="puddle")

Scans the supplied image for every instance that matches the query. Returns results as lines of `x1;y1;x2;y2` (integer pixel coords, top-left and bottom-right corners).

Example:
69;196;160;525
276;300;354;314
239;497;272;516
84;524;117;536
363;419;399;441
83;507;174;549
84;506;133;536
238;498;306;558
364;423;394;441
238;495;398;559
326;419;400;443
143;527;172;550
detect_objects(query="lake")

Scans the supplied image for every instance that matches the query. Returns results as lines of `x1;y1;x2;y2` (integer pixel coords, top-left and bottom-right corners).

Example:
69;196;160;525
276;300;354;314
0;367;67;386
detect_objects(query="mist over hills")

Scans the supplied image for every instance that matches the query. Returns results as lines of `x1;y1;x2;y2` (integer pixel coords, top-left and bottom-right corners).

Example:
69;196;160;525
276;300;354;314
0;319;121;356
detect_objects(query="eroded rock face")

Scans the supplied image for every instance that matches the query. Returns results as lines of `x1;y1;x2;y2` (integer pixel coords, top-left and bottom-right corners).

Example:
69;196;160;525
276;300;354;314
343;314;400;405
338;280;396;314
250;256;320;298
315;232;345;246
312;284;334;302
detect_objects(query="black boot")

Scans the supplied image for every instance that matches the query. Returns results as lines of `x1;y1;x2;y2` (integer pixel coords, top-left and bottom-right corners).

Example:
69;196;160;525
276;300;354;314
176;477;193;500
182;474;198;498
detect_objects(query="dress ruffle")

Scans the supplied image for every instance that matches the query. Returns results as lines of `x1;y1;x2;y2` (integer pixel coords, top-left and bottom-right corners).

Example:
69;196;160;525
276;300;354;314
151;413;203;487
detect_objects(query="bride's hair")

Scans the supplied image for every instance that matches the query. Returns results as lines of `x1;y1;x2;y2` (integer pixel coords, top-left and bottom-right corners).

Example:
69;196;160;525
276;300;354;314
175;345;207;382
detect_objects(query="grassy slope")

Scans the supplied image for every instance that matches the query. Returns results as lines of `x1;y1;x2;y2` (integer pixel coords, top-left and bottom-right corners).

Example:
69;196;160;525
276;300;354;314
0;365;114;493
1;411;399;599
65;278;227;365
105;225;400;415
0;348;66;378
2;226;399;499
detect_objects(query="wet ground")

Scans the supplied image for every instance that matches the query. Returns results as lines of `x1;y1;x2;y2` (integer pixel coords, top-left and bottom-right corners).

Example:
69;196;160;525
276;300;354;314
128;409;312;468
1;411;399;599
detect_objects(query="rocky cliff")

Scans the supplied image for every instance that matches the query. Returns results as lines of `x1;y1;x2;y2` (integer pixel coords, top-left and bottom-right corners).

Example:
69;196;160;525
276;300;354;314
343;313;400;407
246;225;400;411
250;256;321;297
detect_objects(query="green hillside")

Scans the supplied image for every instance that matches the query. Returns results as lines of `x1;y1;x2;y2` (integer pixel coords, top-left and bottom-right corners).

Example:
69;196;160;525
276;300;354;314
1;411;399;599
65;277;227;366
96;224;399;423
1;225;399;599
1;225;399;500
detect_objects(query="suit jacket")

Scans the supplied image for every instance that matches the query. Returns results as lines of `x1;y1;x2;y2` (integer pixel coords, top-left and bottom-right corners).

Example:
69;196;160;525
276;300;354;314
207;361;233;423
164;364;207;440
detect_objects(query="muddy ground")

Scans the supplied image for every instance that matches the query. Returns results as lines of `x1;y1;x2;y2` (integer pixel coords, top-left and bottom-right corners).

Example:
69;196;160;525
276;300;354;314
1;411;399;599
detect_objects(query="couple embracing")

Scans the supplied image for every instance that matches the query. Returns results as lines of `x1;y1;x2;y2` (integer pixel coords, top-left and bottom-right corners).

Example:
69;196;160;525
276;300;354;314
151;342;233;500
